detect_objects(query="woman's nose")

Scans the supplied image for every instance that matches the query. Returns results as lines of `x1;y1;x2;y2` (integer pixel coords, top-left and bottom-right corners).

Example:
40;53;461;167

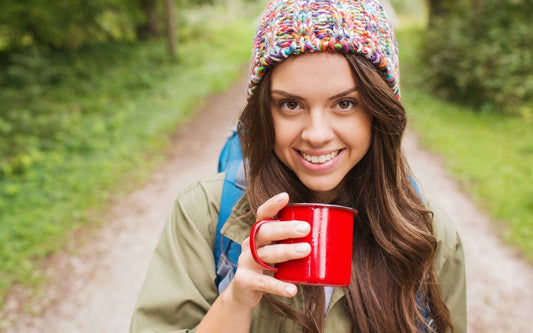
301;111;334;146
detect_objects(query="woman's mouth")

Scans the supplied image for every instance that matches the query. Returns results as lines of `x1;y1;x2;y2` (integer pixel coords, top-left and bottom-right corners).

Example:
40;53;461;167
299;150;341;164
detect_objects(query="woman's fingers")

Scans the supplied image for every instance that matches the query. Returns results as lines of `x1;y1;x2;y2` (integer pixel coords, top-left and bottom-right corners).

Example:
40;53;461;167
227;238;300;307
234;241;299;298
253;192;310;246
252;220;310;247
235;269;298;298
256;192;289;220
242;236;311;267
256;242;311;264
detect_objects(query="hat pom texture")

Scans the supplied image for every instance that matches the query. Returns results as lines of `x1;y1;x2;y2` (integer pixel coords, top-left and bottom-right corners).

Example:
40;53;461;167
248;0;400;99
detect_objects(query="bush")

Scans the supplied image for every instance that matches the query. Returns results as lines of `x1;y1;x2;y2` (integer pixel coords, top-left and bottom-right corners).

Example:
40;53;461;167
421;0;533;114
0;0;142;51
0;42;167;178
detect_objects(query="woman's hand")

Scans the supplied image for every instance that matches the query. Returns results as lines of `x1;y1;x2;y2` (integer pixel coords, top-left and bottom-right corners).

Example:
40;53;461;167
197;192;311;333
222;192;311;310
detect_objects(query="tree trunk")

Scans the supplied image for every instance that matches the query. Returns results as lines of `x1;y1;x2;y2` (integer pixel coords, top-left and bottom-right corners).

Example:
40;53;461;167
471;0;484;28
165;0;176;58
137;0;159;40
428;0;449;26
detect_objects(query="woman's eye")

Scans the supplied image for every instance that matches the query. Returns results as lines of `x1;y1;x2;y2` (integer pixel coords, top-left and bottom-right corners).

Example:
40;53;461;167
336;99;357;111
280;100;300;111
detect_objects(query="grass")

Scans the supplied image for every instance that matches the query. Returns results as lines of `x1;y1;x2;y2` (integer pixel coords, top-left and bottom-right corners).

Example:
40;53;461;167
397;25;533;262
0;2;260;308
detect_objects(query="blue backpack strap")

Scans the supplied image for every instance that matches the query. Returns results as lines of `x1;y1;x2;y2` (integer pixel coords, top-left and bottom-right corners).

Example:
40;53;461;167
408;174;422;200
215;129;245;293
410;176;435;331
417;292;435;332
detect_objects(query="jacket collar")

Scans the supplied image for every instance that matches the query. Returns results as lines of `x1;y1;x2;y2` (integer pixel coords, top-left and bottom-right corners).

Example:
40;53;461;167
220;194;255;245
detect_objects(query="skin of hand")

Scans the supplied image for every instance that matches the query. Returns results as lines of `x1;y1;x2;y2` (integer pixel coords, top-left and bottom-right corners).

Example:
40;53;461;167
196;192;311;333
225;192;312;308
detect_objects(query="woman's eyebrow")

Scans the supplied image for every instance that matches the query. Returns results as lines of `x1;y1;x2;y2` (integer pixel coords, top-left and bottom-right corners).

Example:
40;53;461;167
328;87;359;100
270;90;302;99
270;87;358;100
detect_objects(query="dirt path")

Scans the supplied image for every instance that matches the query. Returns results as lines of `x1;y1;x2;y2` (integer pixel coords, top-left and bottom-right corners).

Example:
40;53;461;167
403;132;533;332
1;70;532;332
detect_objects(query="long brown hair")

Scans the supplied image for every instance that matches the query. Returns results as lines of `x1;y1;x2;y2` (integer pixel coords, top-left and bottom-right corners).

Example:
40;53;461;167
237;53;453;332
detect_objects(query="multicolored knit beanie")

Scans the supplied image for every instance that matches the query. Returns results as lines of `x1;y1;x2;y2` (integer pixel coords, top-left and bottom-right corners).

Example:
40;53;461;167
248;0;400;99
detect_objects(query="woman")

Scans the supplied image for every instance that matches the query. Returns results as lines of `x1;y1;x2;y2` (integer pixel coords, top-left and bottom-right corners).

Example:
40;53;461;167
130;0;466;332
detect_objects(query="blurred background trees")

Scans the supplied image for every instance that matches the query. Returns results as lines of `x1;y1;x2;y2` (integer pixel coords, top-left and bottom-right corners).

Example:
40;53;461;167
0;0;143;51
422;0;532;115
0;0;208;173
0;0;207;51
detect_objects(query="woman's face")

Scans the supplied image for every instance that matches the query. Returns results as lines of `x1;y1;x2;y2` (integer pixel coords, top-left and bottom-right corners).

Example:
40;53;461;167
270;53;372;202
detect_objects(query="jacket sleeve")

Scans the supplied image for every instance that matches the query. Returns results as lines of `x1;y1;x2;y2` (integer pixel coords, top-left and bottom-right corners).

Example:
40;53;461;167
129;176;223;333
432;206;467;333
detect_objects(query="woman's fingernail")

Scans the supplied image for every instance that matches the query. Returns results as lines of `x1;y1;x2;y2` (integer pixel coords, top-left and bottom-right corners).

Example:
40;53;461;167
295;222;310;234
295;243;311;254
285;285;297;295
275;192;288;202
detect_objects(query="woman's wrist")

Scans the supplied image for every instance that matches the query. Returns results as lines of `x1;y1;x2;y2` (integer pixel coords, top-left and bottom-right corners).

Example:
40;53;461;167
196;283;253;333
220;283;256;314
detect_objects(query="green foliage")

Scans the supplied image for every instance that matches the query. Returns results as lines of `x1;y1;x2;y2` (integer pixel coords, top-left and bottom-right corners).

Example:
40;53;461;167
389;0;427;22
0;0;234;52
0;0;261;309
0;0;142;50
398;26;533;263
0;42;161;176
421;0;533;114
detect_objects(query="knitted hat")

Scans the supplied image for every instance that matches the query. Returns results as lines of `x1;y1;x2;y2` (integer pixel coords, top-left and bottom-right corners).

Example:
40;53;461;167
248;0;400;99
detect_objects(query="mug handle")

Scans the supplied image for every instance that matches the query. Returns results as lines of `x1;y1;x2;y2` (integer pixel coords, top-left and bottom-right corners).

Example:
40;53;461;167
249;219;278;272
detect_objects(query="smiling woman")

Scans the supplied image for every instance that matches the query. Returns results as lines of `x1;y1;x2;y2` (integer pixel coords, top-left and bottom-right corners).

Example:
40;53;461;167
269;53;372;203
130;1;466;332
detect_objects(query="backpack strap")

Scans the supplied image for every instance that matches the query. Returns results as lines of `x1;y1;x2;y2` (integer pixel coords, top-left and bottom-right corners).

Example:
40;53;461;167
417;291;436;332
408;174;422;200
410;178;435;331
215;129;245;294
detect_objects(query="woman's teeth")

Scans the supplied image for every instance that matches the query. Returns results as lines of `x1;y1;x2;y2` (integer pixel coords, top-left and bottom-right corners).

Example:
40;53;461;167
301;151;339;164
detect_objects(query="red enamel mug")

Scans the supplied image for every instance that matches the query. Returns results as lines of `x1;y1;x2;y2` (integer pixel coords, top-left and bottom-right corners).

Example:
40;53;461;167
249;203;357;286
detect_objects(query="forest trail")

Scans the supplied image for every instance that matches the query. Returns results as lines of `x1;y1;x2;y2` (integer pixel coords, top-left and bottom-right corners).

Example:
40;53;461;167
1;69;532;332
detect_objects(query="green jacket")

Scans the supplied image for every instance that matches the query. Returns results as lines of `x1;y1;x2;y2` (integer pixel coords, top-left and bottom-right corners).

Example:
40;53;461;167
130;173;467;333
